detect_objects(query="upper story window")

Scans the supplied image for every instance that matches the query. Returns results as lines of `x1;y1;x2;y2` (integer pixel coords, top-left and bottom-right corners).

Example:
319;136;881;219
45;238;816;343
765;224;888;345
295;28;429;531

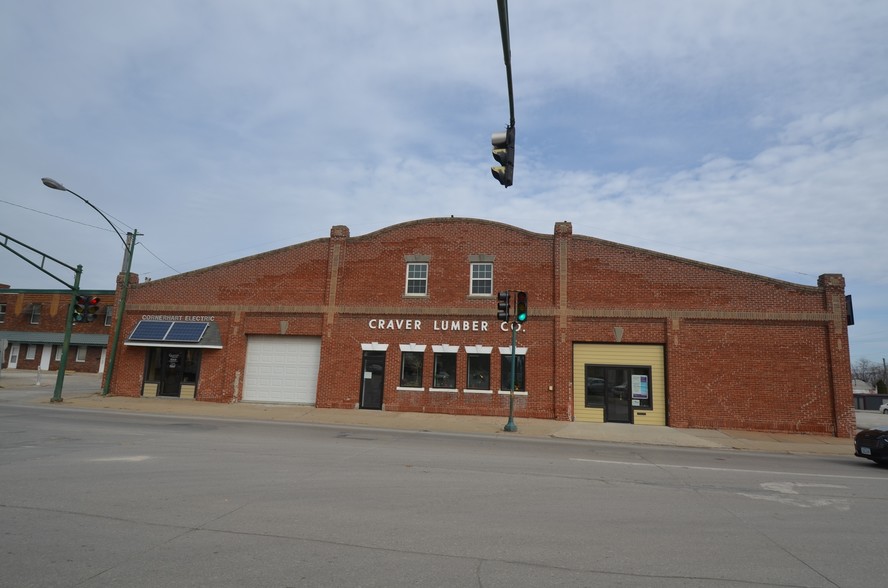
29;304;41;325
405;263;428;296
470;262;493;295
0;303;5;323
104;305;114;327
404;255;430;297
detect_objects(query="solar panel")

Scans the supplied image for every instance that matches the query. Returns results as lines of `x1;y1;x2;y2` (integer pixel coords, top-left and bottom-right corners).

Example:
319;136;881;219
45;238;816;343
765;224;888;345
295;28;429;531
129;321;173;341
165;321;208;343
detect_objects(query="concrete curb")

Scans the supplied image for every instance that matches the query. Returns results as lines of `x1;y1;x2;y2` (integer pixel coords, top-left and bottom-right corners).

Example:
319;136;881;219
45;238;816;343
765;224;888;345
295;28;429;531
1;369;857;457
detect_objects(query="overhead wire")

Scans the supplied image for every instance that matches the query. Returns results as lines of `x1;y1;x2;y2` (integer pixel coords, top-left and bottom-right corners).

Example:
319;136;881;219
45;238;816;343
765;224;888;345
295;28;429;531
1;198;179;275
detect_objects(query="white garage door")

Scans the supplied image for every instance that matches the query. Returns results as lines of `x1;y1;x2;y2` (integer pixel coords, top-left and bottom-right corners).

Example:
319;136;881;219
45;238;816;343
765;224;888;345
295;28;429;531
243;336;321;404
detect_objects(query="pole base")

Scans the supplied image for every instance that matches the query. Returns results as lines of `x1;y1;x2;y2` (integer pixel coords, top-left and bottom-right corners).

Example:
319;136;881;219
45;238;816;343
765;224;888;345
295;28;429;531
503;420;518;432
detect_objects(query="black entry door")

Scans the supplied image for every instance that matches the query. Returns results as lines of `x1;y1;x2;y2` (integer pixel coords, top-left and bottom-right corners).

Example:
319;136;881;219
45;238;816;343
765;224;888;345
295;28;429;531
603;367;632;423
360;351;386;410
159;349;184;397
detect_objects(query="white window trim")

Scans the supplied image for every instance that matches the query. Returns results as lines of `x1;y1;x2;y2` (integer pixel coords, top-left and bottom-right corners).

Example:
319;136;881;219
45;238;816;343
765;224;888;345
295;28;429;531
75;346;87;362
360;342;389;351
29;304;41;324
498;347;528;356
399;343;427;352
465;345;493;355
404;262;428;296
469;262;493;296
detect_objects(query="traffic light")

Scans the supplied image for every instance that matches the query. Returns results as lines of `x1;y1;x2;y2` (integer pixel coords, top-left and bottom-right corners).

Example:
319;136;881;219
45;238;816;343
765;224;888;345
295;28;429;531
491;125;515;187
497;291;511;321
515;291;528;323
84;296;101;323
73;295;87;322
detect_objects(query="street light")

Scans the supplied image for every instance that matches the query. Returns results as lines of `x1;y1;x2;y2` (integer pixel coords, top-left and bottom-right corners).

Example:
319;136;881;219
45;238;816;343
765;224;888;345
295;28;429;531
41;177;139;396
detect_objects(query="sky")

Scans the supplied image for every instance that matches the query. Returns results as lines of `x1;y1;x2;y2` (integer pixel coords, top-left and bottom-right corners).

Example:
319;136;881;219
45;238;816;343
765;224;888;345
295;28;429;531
1;1;886;364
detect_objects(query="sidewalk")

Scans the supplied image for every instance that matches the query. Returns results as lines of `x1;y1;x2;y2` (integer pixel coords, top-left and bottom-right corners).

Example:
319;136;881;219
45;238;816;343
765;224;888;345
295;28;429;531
1;369;856;457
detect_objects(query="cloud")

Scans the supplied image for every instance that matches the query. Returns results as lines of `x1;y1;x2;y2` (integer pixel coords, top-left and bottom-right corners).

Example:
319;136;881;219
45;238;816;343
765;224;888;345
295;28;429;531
1;1;886;360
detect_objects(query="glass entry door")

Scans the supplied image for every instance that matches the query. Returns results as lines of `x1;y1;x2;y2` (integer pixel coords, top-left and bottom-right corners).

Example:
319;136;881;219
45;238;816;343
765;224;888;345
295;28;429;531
603;367;632;423
160;349;184;397
585;365;653;424
360;350;386;410
144;347;201;398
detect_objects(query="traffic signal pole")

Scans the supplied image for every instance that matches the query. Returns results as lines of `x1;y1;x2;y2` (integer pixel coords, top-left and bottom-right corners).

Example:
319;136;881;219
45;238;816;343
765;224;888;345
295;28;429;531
496;0;515;128
497;289;527;432
0;230;82;403
53;272;81;402
504;321;519;432
490;0;517;188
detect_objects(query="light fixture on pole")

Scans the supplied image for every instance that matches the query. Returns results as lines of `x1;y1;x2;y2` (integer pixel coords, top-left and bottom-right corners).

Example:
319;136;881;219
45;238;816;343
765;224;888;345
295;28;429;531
41;177;139;396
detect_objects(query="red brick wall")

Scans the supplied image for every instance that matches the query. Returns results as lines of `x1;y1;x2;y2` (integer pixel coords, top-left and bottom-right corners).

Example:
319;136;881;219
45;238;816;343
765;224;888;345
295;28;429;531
109;217;853;436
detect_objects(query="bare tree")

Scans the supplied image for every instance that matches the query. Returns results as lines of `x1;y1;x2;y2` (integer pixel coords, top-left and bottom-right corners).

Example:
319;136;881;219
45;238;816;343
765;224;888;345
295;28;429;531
852;358;881;385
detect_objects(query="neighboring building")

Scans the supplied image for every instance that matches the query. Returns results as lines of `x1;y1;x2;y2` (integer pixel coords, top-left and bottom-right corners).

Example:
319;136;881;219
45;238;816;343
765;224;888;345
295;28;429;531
0;286;114;373
103;218;855;437
852;379;876;394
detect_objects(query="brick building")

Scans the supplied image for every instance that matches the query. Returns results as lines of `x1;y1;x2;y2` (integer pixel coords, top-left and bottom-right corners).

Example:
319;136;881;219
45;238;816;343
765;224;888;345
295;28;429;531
0;286;114;373
104;218;854;437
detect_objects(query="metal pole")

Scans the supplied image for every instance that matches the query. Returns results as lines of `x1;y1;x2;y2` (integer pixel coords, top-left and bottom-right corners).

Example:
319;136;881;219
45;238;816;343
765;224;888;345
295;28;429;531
496;0;515;127
103;231;137;396
504;321;518;432
40;179;138;398
52;266;82;402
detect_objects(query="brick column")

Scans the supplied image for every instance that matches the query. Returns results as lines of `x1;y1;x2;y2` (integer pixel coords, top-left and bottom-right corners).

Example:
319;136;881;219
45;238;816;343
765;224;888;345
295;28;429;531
818;274;855;437
316;225;350;408
553;221;572;420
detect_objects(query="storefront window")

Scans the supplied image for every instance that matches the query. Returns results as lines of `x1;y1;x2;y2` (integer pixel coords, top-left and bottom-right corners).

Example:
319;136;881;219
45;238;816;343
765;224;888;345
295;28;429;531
500;354;525;391
182;349;200;384
466;353;490;390
585;366;605;407
145;348;162;382
585;365;652;410
143;347;202;398
433;353;457;389
400;351;423;387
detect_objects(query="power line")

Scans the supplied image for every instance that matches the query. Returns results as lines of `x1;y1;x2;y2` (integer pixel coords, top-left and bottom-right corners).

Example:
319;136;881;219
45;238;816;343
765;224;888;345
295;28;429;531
2;198;179;276
136;241;180;274
1;198;116;234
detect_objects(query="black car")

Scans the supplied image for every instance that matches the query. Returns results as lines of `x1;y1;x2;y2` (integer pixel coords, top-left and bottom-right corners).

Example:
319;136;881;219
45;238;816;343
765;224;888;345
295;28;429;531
854;426;888;465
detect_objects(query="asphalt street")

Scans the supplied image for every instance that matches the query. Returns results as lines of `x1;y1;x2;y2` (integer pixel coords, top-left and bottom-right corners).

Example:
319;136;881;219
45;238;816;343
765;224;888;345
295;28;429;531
2;385;887;587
